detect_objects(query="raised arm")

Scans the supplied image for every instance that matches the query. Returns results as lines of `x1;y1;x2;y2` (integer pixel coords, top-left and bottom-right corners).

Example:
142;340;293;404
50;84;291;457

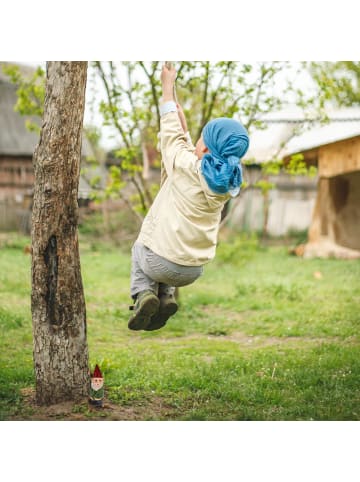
159;65;195;179
161;64;177;102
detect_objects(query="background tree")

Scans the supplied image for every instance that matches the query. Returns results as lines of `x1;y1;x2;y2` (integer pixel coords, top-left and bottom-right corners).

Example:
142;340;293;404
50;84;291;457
308;61;360;107
31;61;89;405
93;61;320;217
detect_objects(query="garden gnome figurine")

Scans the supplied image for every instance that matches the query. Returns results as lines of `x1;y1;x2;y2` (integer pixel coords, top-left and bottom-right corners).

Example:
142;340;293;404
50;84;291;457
89;364;104;407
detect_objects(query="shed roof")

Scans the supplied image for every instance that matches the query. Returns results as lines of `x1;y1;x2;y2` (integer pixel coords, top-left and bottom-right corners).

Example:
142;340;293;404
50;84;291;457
283;113;360;155
243;106;360;162
0;78;40;156
0;64;93;158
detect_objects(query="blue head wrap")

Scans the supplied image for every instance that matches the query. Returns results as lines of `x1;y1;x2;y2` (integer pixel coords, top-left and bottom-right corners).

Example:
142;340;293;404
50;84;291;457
201;118;249;196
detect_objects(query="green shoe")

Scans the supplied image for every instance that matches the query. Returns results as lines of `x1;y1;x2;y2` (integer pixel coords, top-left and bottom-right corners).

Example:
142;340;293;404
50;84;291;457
128;290;160;331
145;293;178;331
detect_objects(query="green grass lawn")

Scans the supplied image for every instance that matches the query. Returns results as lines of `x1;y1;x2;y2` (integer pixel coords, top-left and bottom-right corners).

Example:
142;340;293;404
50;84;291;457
0;233;359;420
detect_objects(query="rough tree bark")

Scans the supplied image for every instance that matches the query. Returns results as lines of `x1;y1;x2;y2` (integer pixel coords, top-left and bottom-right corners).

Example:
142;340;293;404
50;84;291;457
31;61;89;405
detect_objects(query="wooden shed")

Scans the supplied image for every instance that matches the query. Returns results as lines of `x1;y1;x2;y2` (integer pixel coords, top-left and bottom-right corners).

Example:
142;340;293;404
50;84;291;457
0;64;38;230
0;63;96;232
284;122;360;259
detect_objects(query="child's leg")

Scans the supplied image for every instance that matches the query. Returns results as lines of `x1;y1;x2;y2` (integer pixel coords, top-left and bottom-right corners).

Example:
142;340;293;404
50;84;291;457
144;251;203;331
130;242;159;299
128;243;160;331
145;282;177;331
129;243;203;331
143;249;203;288
158;283;175;297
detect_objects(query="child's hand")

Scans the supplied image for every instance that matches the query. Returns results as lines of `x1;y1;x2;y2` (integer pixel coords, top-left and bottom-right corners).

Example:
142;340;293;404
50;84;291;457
177;103;188;133
161;63;177;85
161;64;177;102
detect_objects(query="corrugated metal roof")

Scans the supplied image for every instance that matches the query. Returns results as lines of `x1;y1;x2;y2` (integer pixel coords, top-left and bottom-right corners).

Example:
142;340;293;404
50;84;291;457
0;62;36;82
0;74;93;158
283;119;360;155
243;106;360;162
0;79;40;155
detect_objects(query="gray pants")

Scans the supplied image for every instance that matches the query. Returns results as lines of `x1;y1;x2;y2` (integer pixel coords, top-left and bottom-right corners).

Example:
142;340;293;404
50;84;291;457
130;242;203;298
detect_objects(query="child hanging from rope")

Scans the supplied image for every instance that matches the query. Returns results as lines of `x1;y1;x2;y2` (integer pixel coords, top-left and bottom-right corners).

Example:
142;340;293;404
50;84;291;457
128;63;249;331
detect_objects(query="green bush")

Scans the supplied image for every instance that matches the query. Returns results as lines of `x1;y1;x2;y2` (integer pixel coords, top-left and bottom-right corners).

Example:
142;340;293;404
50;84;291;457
216;233;262;265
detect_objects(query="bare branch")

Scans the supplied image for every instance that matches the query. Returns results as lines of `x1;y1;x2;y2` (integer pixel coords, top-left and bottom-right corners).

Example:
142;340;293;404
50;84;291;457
139;61;161;130
200;61;210;128
94;61;131;149
197;62;233;139
117;189;144;224
245;62;277;131
130;175;148;213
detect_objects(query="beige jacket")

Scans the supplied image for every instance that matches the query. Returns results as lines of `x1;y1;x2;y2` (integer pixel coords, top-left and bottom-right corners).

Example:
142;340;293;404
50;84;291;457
137;111;230;266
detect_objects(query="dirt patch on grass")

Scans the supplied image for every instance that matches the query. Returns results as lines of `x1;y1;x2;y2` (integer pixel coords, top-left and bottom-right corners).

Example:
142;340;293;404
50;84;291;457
10;387;177;421
159;331;344;348
219;332;344;347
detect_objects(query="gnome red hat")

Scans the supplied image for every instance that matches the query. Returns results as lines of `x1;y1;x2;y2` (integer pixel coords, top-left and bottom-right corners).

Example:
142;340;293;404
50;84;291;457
92;364;103;378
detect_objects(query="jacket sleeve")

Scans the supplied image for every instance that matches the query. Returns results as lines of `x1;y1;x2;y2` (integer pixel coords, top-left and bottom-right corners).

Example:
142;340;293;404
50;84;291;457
160;112;197;176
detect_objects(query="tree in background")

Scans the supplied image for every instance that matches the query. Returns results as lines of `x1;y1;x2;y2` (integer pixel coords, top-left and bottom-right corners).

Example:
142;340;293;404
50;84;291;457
93;61;319;217
308;61;360;108
92;61;161;218
31;62;89;404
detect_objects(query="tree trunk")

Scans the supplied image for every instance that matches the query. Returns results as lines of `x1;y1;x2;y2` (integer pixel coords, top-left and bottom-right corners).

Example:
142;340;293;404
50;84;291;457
31;61;89;405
